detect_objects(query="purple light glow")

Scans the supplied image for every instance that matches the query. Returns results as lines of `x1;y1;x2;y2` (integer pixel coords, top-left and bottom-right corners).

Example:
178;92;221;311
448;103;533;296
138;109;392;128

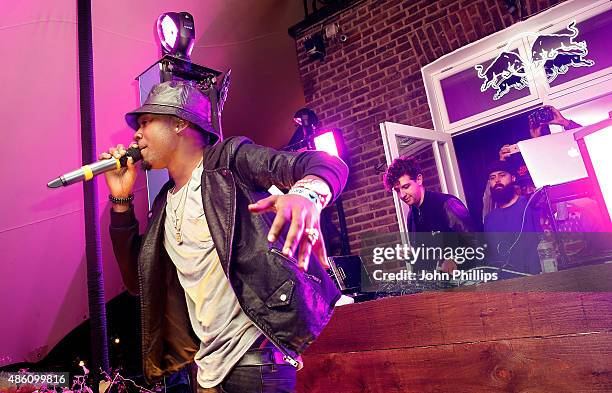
584;125;612;222
314;131;340;158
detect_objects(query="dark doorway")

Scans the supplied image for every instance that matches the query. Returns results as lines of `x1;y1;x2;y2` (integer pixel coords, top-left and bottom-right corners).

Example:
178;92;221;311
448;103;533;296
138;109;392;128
452;111;532;229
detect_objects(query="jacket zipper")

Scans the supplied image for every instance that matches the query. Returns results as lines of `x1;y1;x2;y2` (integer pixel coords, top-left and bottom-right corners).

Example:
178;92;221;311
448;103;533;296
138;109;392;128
137;255;149;376
255;324;300;368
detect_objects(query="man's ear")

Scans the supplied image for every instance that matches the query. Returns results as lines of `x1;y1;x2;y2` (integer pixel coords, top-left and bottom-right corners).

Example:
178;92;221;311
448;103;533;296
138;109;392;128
175;119;190;133
416;174;423;185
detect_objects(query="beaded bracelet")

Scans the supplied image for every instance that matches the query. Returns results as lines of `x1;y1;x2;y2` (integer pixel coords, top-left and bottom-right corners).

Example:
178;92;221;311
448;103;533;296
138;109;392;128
292;178;331;207
109;194;134;205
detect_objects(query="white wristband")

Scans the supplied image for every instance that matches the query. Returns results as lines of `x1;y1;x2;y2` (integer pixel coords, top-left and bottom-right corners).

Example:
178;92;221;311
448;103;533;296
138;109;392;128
288;187;323;211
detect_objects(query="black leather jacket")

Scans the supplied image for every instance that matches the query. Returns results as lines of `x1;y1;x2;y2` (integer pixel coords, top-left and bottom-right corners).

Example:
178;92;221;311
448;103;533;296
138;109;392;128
109;137;348;382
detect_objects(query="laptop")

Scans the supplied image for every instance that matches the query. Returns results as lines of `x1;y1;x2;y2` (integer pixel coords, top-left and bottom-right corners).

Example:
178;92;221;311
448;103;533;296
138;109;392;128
517;129;588;188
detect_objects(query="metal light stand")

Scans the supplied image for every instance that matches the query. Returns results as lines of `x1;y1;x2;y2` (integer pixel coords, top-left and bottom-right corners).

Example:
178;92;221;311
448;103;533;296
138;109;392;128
135;55;225;208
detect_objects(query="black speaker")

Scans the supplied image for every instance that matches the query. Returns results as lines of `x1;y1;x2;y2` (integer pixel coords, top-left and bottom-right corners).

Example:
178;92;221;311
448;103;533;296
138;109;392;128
304;33;325;61
326;255;370;294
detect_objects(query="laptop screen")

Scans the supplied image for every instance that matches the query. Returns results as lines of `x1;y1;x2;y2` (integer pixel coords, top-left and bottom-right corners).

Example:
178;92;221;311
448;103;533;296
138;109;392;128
517;130;588;188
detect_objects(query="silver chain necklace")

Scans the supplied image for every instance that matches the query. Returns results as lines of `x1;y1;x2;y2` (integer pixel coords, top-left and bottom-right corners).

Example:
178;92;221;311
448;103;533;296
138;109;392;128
167;158;203;244
168;178;191;244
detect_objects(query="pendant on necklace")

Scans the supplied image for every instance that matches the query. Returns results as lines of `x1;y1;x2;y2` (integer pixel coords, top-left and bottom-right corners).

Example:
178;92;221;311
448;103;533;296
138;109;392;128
175;231;183;244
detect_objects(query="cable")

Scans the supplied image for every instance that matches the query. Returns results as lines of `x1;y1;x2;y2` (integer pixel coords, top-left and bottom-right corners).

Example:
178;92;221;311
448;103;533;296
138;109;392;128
500;187;544;269
469;265;532;277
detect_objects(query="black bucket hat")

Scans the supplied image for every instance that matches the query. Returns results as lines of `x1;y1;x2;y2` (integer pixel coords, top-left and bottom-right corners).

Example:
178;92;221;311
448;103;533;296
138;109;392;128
125;80;220;144
486;160;517;177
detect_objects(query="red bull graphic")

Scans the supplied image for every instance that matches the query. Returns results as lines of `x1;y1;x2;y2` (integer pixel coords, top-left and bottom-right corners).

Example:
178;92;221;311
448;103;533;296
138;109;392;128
531;21;584;64
543;52;594;83
475;51;528;100
475;20;594;100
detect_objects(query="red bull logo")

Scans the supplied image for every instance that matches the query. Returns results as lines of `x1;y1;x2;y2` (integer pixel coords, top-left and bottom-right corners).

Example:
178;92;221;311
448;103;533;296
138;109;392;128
475;20;594;100
543;52;594;83
531;21;584;64
475;51;528;100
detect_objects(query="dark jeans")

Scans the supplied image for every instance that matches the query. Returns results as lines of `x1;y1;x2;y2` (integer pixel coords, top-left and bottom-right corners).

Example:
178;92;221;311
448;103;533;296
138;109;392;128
219;363;296;393
197;364;296;393
197;338;297;393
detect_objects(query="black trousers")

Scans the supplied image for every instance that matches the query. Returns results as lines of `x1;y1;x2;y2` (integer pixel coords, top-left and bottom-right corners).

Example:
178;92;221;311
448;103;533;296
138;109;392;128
197;338;296;393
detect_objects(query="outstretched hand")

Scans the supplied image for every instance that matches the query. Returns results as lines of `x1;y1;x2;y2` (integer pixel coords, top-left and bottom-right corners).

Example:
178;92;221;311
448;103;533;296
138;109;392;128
248;194;329;272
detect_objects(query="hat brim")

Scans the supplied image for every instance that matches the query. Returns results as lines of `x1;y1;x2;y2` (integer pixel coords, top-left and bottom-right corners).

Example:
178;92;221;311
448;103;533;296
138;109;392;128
125;104;219;144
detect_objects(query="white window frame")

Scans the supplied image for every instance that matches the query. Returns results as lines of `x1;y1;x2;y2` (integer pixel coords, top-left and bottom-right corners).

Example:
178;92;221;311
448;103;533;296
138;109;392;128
422;0;612;134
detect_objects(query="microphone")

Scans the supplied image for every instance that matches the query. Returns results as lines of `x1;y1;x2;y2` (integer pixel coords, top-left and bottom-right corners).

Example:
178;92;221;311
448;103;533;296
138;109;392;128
47;146;142;188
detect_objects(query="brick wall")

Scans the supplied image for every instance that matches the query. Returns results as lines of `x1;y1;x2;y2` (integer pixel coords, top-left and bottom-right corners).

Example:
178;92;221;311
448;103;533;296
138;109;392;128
412;147;441;193
293;0;565;254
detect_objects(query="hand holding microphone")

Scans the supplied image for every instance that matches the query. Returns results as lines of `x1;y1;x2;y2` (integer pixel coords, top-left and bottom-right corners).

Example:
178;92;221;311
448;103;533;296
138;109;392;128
98;144;141;202
47;143;141;201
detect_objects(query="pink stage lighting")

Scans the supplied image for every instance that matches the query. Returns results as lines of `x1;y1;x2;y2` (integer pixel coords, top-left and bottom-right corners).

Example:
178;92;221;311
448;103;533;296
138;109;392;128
156;12;195;60
575;117;612;228
159;15;178;48
314;130;341;158
583;125;612;222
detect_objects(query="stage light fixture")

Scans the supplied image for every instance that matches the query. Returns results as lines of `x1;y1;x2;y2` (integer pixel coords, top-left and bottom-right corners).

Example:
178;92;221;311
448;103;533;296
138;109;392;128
314;130;341;158
288;108;345;159
156;12;195;60
304;33;325;61
293;108;319;128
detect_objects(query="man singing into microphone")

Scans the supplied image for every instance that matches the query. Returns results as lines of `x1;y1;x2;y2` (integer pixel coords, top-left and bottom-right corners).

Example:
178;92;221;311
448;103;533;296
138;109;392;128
100;80;348;393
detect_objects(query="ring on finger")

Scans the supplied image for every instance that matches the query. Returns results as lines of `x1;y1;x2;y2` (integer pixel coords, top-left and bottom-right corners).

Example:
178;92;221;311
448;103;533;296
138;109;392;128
304;228;319;245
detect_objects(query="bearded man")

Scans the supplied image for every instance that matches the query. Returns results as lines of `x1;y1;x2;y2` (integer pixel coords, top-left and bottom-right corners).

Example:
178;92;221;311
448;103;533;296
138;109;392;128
483;160;542;275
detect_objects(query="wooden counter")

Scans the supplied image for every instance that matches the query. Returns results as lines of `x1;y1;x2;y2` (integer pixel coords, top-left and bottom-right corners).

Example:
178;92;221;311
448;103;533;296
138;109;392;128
297;263;612;392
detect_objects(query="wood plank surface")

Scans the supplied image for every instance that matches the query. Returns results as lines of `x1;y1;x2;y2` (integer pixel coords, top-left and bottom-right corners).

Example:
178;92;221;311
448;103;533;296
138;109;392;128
306;263;612;355
306;291;611;355
298;264;612;392
298;332;612;393
459;263;612;292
